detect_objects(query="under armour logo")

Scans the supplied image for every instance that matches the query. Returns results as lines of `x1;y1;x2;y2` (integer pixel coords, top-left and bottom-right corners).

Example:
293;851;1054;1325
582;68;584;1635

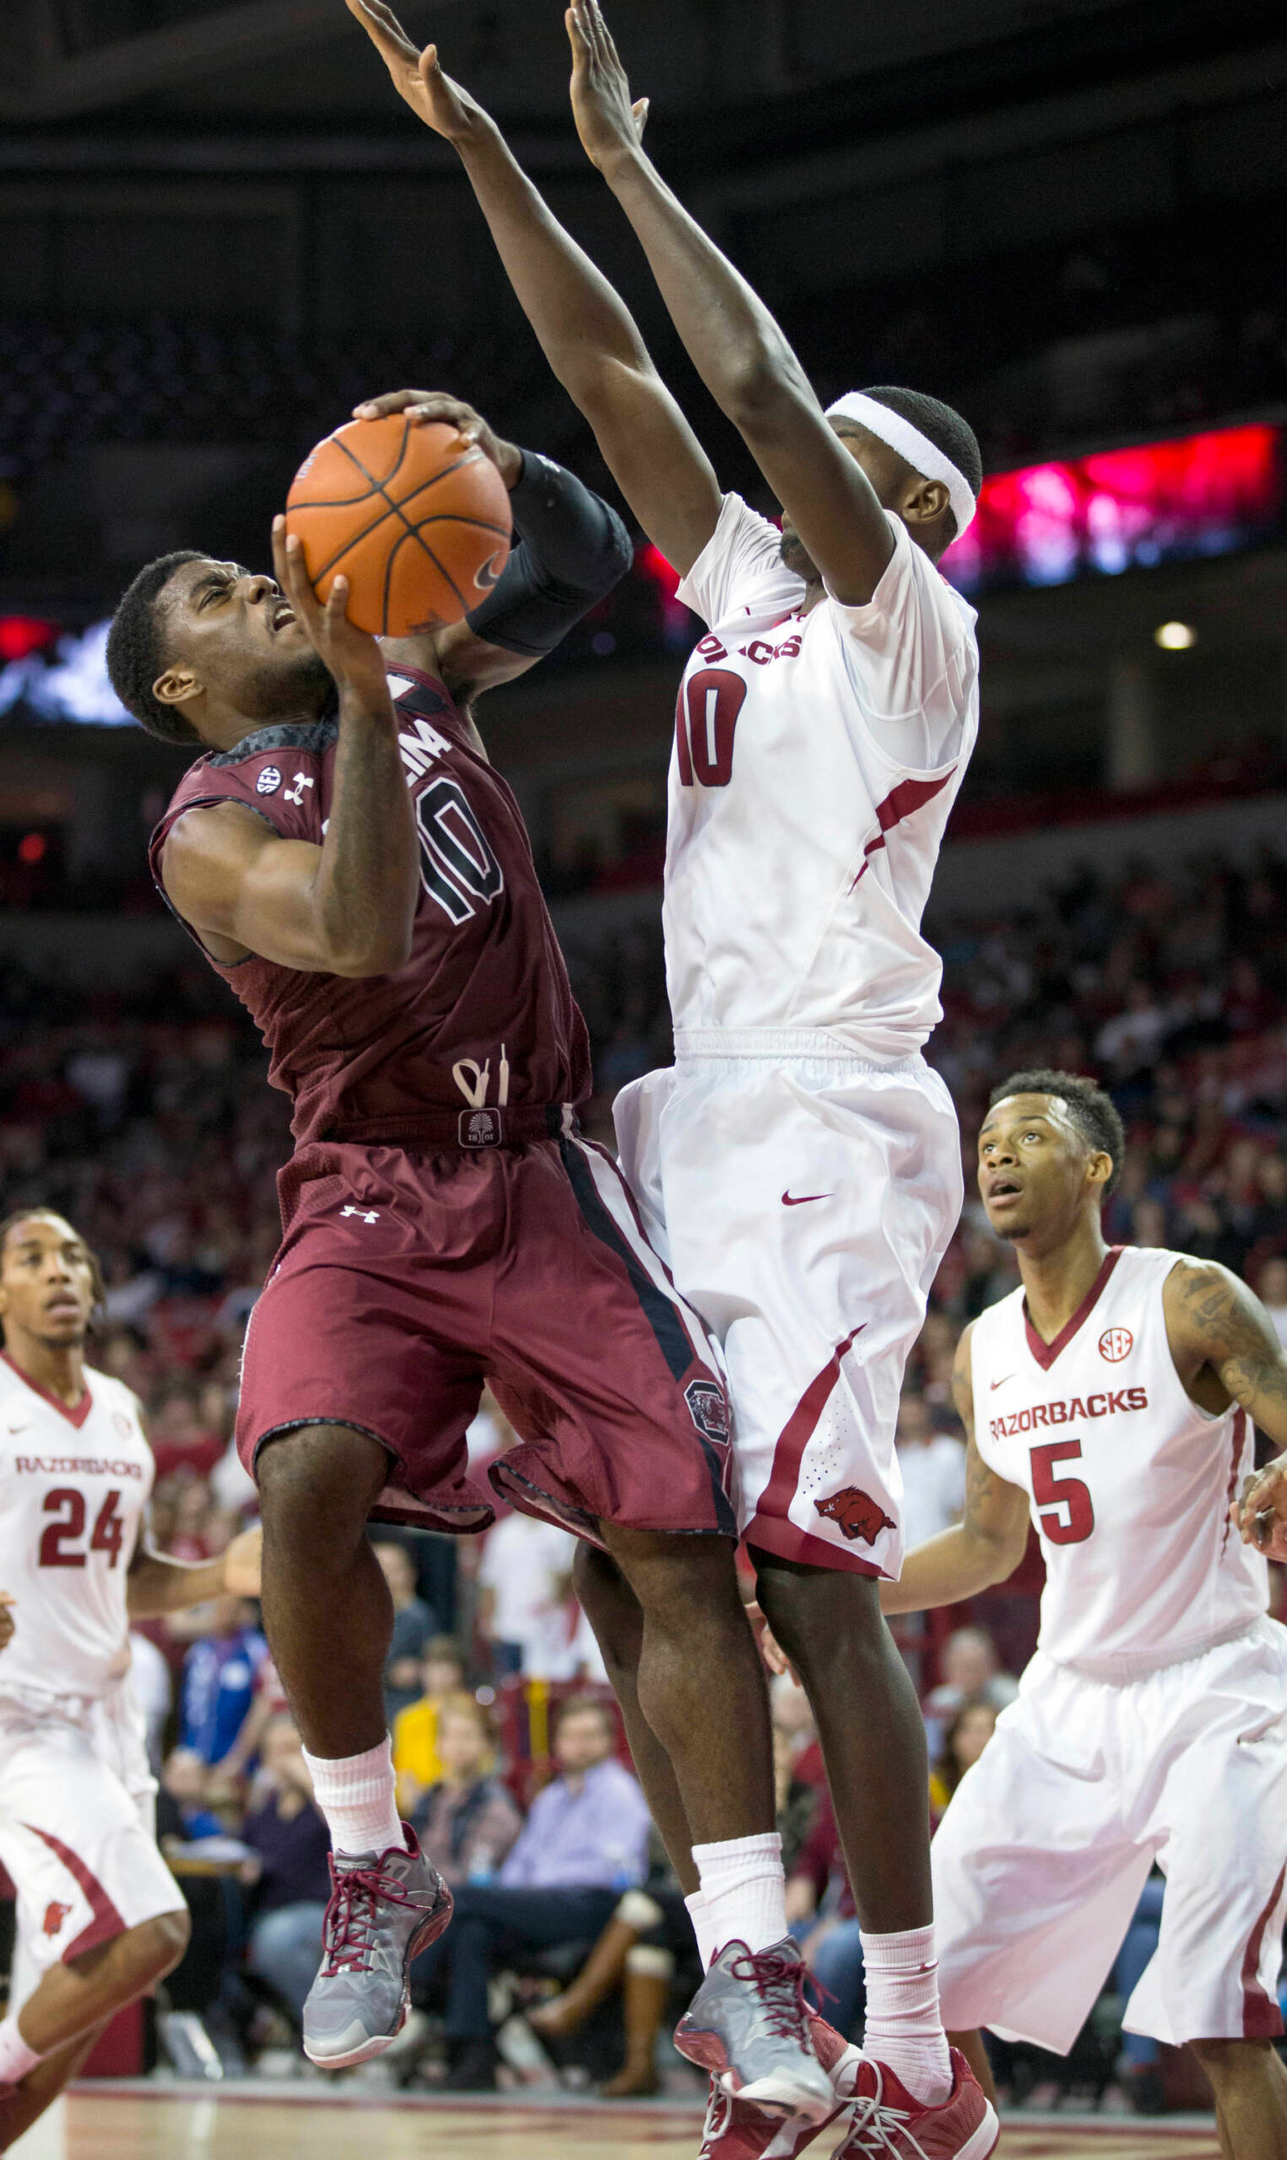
340;1206;380;1223
283;773;316;806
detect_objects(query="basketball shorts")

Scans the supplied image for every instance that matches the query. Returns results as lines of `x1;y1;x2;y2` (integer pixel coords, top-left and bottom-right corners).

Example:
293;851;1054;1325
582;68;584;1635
931;1618;1287;2050
0;1685;181;2005
614;1034;962;1577
237;1136;736;1547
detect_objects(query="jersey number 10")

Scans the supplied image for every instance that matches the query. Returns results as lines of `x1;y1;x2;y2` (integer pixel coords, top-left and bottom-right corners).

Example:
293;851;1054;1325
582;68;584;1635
676;670;747;789
39;1488;127;1569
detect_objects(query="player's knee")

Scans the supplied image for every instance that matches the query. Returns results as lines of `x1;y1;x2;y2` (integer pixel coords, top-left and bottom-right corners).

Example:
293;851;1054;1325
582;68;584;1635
1189;2035;1263;2084
571;1544;639;1661
257;1423;387;1547
129;1907;190;1983
752;1554;881;1668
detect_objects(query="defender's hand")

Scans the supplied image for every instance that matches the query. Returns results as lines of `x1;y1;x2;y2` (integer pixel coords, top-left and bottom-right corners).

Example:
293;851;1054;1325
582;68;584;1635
221;1526;263;1599
271;516;392;711
346;0;489;146
352;390;522;489
0;1594;13;1654
1232;1458;1287;1561
566;1;649;175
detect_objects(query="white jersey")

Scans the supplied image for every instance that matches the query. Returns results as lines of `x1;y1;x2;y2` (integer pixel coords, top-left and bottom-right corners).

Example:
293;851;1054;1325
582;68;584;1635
669;493;979;1060
970;1245;1268;1680
0;1353;153;1702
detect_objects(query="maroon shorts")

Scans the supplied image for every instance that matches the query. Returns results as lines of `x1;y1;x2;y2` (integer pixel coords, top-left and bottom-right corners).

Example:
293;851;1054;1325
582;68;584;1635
236;1133;736;1545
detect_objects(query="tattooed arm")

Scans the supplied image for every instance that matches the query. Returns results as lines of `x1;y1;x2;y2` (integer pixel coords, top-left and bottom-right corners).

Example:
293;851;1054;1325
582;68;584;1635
1164;1259;1287;1561
880;1323;1032;1614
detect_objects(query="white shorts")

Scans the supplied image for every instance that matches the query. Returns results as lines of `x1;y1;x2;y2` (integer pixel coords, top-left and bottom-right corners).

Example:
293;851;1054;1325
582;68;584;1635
614;1034;962;1575
0;1685;180;2006
932;1618;1287;2051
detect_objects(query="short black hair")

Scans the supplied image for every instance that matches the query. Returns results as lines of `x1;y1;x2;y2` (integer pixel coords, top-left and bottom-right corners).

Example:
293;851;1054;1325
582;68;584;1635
987;1069;1126;1198
106;550;206;744
0;1207;105;1308
861;386;983;501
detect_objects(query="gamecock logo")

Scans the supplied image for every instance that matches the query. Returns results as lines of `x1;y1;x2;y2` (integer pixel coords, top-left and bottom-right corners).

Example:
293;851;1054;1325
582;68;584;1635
816;1486;896;1545
1098;1327;1133;1363
685;1379;729;1444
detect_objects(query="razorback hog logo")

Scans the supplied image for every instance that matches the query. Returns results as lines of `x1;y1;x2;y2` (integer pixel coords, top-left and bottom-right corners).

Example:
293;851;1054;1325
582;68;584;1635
685;1379;729;1444
43;1900;72;1937
816;1485;896;1545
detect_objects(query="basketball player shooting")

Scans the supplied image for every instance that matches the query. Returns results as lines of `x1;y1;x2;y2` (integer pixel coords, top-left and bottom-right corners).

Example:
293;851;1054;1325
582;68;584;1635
0;1208;261;2152
104;398;834;2116
876;1073;1287;2159
350;4;992;2154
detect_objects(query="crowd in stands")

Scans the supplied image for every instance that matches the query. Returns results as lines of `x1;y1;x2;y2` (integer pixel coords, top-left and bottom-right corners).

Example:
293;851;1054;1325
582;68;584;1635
5;838;1287;2108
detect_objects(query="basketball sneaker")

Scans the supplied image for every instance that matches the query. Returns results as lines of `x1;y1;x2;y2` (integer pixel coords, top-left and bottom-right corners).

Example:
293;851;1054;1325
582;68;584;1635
697;2009;864;2160
831;2050;998;2159
674;1939;836;2121
302;1825;452;2068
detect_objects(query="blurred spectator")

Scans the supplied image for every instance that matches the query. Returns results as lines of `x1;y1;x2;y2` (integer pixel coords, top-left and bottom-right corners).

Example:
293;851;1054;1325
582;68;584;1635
392;1638;468;1814
476;1511;577;1678
414;1697;650;2089
410;1695;522;1887
922;1627;1019;1757
896;1392;967;1548
241;1718;333;2022
929;1696;1001;1821
162;1747;224;1840
373;1539;438;1721
1258;1256;1287;1347
176;1594;268;1766
128;1628;173;1772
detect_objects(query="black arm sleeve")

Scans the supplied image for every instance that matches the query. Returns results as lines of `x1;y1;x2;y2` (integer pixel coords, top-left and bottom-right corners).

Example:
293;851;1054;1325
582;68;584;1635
463;450;633;657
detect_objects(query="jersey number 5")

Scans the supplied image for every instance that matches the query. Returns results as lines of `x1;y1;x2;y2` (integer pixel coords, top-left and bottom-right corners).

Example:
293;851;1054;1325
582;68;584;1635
38;1488;127;1569
676;669;747;788
1030;1441;1095;1545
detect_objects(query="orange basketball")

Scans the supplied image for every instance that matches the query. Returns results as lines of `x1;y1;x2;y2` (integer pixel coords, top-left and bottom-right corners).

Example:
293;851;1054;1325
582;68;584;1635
284;413;512;637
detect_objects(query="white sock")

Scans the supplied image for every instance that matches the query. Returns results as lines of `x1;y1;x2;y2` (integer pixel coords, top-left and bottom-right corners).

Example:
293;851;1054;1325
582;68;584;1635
692;1832;787;1958
859;1923;952;2106
684;1888;718;1971
0;2013;44;2084
302;1735;403;1858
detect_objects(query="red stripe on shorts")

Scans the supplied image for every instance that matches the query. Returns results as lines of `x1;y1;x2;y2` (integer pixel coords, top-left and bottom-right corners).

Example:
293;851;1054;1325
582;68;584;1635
747;1327;882;1577
1240;1860;1287;2039
24;1823;128;1962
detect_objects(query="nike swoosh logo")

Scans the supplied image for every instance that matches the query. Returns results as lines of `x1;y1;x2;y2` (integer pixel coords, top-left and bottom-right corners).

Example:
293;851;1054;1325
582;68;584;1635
989;1375;1015;1391
782;1191;833;1207
474;550;505;591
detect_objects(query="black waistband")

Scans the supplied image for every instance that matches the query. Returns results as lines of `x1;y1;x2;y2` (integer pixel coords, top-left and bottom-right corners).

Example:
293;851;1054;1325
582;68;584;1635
324;1103;579;1150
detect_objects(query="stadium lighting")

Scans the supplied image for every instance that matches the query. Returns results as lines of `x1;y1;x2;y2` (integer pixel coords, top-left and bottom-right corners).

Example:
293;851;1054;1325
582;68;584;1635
1154;621;1197;650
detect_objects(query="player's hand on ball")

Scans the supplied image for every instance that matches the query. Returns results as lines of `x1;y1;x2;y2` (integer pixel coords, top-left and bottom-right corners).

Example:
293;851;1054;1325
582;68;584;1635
346;0;488;145
221;1526;263;1599
566;1;649;174
270;515;392;712
1232;1458;1287;1561
353;391;522;489
0;1594;14;1653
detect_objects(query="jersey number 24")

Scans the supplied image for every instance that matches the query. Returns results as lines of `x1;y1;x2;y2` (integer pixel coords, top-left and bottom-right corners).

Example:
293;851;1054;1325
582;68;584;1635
39;1488;127;1568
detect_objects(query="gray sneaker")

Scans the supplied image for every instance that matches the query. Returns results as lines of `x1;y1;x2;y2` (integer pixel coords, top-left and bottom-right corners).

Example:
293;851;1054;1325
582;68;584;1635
674;1938;835;2122
302;1826;452;2068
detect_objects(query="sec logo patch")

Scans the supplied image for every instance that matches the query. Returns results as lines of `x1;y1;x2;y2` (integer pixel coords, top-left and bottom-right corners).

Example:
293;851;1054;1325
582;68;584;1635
257;766;282;795
1099;1326;1133;1362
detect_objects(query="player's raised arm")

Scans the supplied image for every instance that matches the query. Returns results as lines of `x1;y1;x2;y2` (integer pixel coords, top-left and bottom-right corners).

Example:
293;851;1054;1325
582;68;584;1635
126;1525;263;1618
161;521;419;977
880;1325;1031;1615
1164;1260;1287;1561
565;2;898;606
345;0;721;577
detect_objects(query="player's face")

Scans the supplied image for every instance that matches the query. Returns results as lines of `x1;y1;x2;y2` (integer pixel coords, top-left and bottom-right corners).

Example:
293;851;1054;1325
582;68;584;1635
976;1094;1097;1245
157;557;331;729
778;422;905;580
0;1214;97;1346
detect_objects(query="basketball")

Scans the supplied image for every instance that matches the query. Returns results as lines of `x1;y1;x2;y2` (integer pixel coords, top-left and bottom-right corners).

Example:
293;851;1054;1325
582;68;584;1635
284;413;513;637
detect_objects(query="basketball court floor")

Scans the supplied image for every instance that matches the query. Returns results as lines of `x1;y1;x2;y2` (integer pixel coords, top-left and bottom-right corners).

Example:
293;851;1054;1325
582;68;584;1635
12;2083;1223;2158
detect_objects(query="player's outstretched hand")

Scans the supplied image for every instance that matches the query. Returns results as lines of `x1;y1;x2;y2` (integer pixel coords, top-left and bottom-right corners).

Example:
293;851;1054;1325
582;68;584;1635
346;0;489;146
222;1525;263;1599
352;390;522;488
1232;1457;1287;1562
271;514;391;713
566;0;649;175
0;1593;13;1654
745;1598;802;1685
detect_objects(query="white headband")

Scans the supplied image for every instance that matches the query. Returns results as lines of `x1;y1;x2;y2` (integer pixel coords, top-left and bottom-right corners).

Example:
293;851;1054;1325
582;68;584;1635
826;391;977;539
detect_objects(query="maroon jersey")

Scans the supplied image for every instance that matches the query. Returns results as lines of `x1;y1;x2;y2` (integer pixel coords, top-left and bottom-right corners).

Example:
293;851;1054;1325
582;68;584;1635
149;663;591;1145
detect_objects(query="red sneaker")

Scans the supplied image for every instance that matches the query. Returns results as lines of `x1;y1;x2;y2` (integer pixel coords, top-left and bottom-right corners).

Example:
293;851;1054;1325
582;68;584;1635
832;2050;998;2159
696;2012;863;2160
